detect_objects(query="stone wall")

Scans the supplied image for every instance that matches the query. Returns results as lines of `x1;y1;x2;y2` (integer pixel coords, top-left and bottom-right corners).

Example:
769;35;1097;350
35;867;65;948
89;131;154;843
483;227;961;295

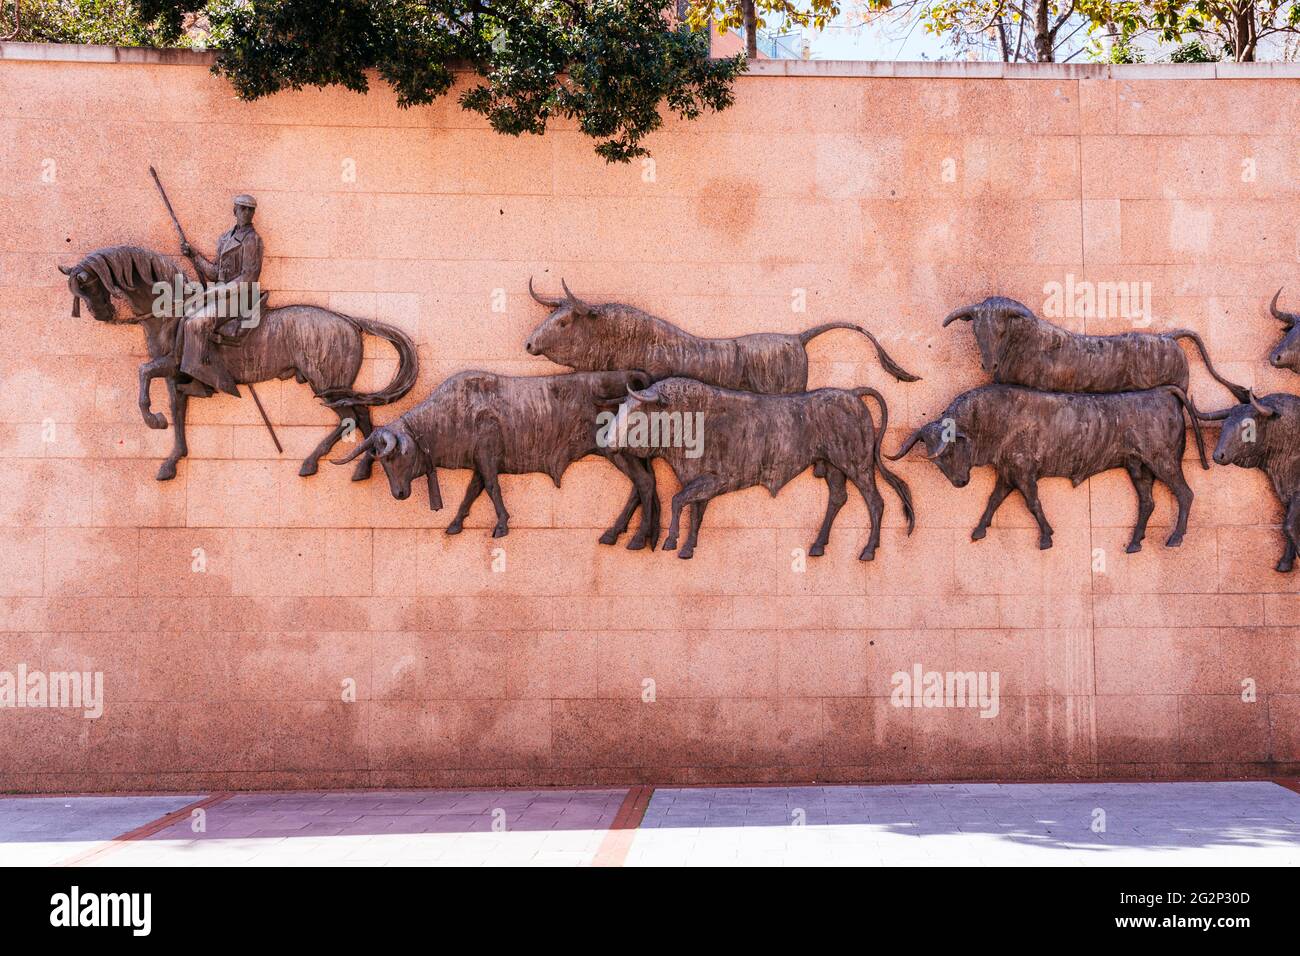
1;45;1297;791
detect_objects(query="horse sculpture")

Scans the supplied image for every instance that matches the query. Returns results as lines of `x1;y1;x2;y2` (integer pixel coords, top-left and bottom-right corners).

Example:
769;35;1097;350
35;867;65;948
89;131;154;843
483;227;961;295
60;245;418;481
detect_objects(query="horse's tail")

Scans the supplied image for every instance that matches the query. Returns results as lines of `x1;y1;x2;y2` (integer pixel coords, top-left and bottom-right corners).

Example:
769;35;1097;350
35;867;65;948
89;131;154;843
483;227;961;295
322;315;419;407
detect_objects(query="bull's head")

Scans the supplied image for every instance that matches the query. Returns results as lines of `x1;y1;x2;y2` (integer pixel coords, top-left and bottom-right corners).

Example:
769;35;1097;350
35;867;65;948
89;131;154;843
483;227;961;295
1268;289;1300;373
332;424;443;510
1199;391;1277;468
524;278;602;367
605;379;672;459
58;261;114;323
888;418;973;487
942;296;1037;377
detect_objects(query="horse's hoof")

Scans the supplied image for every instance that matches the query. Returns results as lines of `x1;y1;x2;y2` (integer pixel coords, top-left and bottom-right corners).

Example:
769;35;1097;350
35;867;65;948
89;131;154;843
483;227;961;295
626;537;646;551
598;530;619;546
350;462;373;482
492;526;509;538
678;547;694;560
299;461;319;477
155;461;178;481
1126;541;1142;554
445;523;463;536
1165;535;1184;548
808;543;825;557
663;536;678;551
144;413;167;430
858;548;876;562
971;527;987;541
1276;560;1294;573
1038;536;1054;550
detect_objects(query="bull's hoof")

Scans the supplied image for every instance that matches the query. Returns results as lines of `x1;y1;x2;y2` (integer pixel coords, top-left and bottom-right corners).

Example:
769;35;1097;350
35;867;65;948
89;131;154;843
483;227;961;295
598;530;619;546
351;459;373;482
445;522;463;536
808;543;825;557
625;536;646;551
663;535;678;551
677;546;694;560
492;525;509;538
1276;559;1295;573
299;460;319;477
1125;541;1143;554
156;460;178;481
1164;534;1184;548
143;411;167;430
970;526;987;541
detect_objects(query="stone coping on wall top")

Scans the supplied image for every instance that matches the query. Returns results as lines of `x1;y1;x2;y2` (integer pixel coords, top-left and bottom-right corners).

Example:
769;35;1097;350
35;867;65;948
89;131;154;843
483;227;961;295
4;40;1300;78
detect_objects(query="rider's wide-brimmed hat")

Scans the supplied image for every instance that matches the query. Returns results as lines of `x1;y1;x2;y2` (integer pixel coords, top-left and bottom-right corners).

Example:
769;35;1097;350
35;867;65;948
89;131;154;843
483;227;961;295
232;194;257;209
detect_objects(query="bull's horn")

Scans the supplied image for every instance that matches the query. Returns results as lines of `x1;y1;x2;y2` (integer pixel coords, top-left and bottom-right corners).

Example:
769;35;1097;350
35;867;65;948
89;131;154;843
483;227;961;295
1269;288;1297;328
1196;407;1235;422
528;276;563;308
373;430;399;457
560;279;595;316
886;426;927;460
1248;390;1277;419
941;306;974;327
626;383;660;403
330;432;377;465
58;264;72;276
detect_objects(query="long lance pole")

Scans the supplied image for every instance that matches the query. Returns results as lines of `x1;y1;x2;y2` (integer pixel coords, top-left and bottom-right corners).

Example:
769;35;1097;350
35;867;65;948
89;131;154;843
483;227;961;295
148;166;282;454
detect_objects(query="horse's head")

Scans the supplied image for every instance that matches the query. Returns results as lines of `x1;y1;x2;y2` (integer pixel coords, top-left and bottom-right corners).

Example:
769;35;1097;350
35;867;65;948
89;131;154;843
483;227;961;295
58;260;114;322
58;245;188;324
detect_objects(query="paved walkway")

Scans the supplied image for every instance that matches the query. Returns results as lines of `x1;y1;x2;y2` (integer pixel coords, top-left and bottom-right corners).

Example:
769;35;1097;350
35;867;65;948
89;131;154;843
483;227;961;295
1;782;1296;867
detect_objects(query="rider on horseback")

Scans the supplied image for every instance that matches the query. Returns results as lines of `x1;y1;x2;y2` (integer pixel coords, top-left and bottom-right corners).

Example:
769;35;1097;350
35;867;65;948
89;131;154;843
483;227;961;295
177;193;263;397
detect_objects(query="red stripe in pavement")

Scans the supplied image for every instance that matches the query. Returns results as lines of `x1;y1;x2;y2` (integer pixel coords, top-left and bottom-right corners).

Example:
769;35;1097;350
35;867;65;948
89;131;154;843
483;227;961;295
59;792;233;867
592;785;653;867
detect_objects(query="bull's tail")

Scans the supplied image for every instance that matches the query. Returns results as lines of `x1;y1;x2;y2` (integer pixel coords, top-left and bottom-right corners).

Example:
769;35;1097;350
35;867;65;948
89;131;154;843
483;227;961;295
1165;385;1210;470
799;323;921;383
854;386;916;534
1167;330;1249;404
321;314;419;407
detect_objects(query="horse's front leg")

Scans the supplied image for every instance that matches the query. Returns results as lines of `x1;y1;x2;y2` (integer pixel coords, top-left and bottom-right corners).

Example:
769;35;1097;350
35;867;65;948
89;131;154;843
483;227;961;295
156;379;189;481
137;356;177;430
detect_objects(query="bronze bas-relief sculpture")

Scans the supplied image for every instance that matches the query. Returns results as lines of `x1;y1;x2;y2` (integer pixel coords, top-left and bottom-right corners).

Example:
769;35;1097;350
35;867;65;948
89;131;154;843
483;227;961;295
1201;391;1300;572
526;280;919;391
612;378;913;560
60;245;417;481
890;385;1208;552
1267;289;1300;373
943;296;1249;403
332;370;660;549
526;279;921;545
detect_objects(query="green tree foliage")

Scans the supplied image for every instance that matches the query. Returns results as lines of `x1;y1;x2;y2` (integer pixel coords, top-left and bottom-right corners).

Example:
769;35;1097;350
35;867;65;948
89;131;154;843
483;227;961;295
23;0;743;162
8;0;188;45
1071;0;1298;60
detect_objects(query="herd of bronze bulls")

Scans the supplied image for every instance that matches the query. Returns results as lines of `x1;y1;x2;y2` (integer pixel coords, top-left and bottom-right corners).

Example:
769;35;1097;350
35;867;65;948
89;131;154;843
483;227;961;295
60;242;1300;572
